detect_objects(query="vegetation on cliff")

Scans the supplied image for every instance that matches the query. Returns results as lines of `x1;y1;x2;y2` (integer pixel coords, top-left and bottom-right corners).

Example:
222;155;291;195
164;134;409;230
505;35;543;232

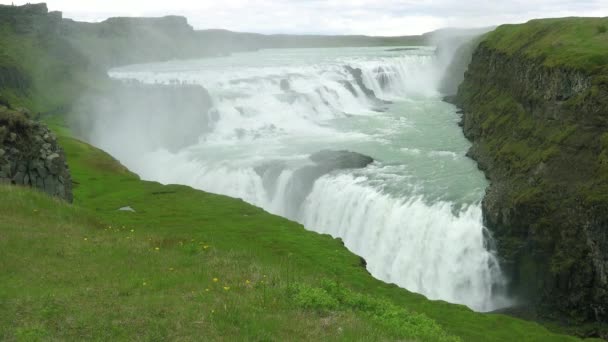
455;17;608;338
483;17;608;73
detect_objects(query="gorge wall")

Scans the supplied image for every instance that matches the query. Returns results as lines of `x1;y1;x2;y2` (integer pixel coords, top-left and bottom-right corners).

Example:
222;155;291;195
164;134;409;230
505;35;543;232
453;18;608;337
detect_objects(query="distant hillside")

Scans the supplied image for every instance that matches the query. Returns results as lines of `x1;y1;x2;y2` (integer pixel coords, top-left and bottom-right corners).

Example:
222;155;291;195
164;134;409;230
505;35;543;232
195;29;425;51
63;19;426;68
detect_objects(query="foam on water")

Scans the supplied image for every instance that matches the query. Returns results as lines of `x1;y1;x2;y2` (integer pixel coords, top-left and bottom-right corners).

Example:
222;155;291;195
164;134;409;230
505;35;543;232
100;46;511;312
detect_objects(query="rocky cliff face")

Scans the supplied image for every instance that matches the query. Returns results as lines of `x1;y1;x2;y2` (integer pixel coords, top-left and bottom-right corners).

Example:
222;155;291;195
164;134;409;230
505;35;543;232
454;20;608;337
0;106;72;202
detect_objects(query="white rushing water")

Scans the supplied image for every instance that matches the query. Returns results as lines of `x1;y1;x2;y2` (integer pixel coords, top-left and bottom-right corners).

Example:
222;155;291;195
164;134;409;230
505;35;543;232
99;46;510;311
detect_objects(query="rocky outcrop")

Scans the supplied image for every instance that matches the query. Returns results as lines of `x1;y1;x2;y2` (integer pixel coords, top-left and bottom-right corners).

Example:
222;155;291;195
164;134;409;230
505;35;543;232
453;26;608;337
0;106;72;202
345;66;378;100
255;150;374;219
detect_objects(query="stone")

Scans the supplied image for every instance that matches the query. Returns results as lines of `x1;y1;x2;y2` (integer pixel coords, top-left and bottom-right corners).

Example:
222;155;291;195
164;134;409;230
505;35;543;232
309;150;374;170
280;79;291;92
46;153;60;174
44;175;55;194
34;161;47;178
36;177;44;189
118;206;136;212
13;171;24;184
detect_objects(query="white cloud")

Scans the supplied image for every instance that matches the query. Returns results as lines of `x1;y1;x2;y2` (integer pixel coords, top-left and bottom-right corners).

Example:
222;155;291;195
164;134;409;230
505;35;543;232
1;0;607;35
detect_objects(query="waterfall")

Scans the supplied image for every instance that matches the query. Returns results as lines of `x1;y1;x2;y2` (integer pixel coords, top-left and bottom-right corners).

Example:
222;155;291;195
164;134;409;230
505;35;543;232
91;47;511;312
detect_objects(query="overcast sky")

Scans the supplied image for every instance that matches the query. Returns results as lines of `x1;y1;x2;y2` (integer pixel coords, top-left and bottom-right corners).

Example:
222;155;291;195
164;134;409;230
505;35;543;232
2;0;607;35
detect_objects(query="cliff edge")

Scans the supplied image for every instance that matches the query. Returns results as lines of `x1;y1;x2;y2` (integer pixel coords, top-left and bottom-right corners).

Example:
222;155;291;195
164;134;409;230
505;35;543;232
454;17;608;337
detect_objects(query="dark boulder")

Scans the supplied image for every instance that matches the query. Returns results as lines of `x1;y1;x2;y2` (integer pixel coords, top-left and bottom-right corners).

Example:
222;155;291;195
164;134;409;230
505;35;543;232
280;79;291;92
345;65;377;99
282;150;374;219
374;67;391;90
309;150;374;170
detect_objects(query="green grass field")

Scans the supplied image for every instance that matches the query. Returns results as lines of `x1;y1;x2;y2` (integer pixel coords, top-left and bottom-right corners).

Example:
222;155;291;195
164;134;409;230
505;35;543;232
483;17;608;73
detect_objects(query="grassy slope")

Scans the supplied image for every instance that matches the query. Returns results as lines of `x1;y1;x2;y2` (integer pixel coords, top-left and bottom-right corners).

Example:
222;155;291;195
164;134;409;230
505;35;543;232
0;119;590;341
484;17;608;73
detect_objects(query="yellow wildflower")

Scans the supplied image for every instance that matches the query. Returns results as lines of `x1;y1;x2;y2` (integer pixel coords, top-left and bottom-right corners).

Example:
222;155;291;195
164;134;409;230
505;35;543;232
223;286;230;291
213;278;219;282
